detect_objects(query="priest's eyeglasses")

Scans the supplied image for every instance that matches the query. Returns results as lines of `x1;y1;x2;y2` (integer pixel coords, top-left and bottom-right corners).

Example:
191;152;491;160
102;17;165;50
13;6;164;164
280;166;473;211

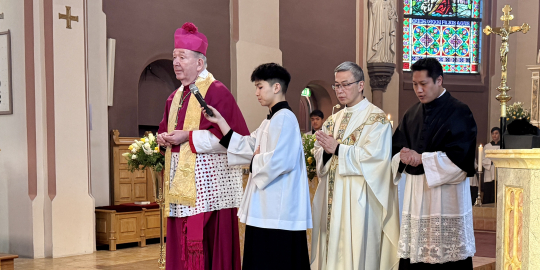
332;80;362;91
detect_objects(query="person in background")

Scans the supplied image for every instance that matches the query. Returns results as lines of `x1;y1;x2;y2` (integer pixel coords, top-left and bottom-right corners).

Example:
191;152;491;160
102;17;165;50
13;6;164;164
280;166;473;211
306;110;324;135
482;127;501;204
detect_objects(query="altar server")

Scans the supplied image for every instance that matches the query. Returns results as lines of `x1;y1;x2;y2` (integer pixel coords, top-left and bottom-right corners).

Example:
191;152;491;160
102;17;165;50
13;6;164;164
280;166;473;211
203;63;312;270
392;57;477;269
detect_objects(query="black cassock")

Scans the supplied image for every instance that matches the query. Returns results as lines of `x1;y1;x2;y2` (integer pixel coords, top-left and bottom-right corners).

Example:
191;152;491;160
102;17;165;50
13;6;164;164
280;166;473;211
392;91;477;269
392;91;477;177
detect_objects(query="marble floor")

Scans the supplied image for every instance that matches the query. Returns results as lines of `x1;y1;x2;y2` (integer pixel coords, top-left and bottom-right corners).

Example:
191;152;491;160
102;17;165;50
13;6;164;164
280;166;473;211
14;240;496;270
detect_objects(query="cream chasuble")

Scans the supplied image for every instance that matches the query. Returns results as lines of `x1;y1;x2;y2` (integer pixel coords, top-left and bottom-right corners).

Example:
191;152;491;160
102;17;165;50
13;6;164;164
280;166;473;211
311;99;399;270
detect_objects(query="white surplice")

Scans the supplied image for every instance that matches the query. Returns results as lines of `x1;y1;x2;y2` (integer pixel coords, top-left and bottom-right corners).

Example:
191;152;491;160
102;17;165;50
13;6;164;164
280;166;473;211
311;99;400;270
482;143;500;182
226;108;313;231
392;152;476;264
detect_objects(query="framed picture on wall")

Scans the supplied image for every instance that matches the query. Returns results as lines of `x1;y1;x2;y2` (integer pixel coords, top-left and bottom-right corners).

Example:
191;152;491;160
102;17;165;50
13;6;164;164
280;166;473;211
0;30;13;115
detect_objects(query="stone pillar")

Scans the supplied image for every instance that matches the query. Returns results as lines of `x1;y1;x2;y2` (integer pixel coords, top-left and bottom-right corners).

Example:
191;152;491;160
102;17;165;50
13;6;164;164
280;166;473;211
231;0;282;131
47;0;95;257
0;0;96;258
367;63;395;109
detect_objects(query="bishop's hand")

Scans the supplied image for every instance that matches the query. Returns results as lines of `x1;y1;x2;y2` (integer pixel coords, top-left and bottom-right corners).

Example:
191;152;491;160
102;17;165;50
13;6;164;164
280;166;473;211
162;130;189;146
157;132;171;147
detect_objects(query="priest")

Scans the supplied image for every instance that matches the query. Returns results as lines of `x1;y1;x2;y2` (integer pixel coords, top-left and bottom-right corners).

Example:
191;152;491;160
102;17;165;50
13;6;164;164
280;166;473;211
392;58;477;269
156;22;249;270
311;61;400;270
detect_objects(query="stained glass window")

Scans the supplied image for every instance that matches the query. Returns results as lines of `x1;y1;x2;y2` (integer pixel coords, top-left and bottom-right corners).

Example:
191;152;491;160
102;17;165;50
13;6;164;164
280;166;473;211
403;0;482;73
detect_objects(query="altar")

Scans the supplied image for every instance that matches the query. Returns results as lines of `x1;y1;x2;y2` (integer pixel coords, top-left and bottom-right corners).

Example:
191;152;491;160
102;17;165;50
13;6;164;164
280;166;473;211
485;149;540;270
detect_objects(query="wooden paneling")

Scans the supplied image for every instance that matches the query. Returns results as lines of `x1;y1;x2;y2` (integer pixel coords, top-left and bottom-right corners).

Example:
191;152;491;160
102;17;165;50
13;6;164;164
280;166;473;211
95;208;166;250
110;130;153;204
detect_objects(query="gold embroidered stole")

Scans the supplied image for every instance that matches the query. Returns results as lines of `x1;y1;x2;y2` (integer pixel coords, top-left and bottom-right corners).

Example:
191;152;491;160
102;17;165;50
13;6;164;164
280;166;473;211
164;73;215;210
324;111;388;255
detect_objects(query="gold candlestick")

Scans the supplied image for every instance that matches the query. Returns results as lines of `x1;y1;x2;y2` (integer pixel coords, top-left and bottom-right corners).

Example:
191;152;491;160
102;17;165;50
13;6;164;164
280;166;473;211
483;5;530;148
151;169;166;269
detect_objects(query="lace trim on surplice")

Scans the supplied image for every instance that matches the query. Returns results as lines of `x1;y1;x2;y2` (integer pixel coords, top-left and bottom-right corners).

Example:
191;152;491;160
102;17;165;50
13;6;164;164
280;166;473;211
398;211;476;264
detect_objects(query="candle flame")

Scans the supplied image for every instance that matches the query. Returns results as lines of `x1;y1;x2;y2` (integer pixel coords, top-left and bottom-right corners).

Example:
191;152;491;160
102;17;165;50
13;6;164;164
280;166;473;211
387;114;391;120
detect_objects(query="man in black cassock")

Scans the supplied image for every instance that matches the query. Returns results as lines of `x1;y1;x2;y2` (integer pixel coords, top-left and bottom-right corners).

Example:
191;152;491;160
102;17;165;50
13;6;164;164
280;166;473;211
392;58;477;269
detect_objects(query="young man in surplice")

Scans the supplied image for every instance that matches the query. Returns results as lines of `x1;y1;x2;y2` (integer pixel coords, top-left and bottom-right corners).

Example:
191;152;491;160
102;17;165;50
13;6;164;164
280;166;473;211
392;57;477;270
202;63;312;270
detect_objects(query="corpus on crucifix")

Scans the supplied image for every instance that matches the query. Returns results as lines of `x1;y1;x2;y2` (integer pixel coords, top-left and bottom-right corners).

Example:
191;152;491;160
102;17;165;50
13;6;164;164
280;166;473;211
483;4;530;149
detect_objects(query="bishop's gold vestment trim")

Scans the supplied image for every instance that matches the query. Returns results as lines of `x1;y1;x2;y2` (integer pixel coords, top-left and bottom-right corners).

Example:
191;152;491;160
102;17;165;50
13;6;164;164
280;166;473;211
164;73;215;211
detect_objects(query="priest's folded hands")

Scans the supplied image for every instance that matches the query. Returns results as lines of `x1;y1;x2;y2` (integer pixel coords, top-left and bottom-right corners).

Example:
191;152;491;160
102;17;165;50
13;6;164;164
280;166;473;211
400;147;422;167
315;130;339;154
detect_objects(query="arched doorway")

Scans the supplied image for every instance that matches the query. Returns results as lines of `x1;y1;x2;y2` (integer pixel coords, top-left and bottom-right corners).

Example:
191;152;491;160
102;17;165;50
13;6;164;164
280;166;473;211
297;80;338;133
137;59;181;136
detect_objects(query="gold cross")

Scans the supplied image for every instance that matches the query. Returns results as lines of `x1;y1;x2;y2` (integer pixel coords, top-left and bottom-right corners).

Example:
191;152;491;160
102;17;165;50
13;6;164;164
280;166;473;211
483;4;531;118
58;6;78;29
484;5;530;39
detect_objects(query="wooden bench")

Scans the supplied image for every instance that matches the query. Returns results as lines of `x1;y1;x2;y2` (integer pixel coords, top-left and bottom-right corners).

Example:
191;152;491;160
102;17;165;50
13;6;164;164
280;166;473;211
95;204;166;250
0;253;18;270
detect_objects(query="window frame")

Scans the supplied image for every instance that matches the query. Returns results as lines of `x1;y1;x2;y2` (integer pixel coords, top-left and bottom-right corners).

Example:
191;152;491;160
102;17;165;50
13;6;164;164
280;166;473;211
398;0;494;93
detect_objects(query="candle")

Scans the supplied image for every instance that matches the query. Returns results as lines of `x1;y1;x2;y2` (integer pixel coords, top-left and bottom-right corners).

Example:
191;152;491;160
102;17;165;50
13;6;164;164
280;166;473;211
478;144;483;172
388;114;394;128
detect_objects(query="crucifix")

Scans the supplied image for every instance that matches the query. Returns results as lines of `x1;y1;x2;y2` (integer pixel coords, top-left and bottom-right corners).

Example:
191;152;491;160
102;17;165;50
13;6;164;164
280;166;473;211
58;6;78;29
483;5;530;149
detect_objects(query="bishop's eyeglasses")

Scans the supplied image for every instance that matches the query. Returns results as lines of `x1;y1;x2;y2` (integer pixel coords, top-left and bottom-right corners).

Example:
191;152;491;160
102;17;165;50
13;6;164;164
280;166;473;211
332;80;362;91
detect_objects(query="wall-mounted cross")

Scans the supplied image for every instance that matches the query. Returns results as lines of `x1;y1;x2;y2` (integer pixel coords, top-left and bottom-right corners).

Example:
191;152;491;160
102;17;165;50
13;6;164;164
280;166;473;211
59;6;78;29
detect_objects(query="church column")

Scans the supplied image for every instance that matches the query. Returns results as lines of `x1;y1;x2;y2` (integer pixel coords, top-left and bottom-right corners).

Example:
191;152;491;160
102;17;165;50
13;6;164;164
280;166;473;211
231;0;281;131
46;0;95;257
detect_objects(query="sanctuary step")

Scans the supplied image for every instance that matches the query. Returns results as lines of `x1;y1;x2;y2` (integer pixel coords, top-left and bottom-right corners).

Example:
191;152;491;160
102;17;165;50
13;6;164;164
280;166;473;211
472;205;497;231
0;253;18;270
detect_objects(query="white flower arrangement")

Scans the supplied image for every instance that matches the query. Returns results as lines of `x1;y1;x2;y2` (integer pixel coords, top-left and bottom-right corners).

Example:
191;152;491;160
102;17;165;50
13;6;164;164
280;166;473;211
123;132;165;172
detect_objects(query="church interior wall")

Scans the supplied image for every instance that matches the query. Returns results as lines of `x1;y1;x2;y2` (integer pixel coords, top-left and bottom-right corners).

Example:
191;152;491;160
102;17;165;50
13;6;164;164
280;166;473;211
0;0;35;256
306;81;336;122
488;0;539;140
103;0;232;137
87;0;110;207
233;0;282;131
49;0;94;257
279;0;357;121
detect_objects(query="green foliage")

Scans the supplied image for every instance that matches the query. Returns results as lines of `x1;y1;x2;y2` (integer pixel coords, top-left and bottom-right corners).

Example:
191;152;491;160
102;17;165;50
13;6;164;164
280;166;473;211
506;102;531;125
122;133;165;173
302;133;317;180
